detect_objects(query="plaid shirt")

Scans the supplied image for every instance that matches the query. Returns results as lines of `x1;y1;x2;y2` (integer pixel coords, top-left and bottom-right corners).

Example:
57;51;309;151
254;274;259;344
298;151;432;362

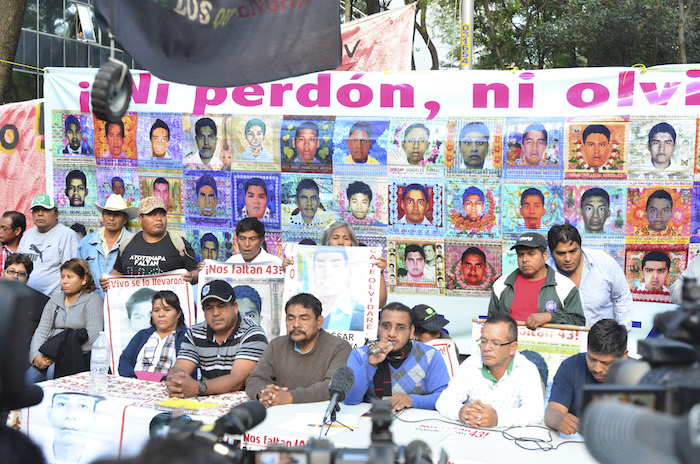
135;331;177;373
0;244;13;273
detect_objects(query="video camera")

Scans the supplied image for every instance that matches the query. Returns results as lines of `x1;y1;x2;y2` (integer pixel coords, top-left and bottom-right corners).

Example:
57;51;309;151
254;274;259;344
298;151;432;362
580;277;700;464
168;400;439;464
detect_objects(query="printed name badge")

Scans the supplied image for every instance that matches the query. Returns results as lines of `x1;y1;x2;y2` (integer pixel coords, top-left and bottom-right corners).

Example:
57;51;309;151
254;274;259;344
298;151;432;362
545;301;556;312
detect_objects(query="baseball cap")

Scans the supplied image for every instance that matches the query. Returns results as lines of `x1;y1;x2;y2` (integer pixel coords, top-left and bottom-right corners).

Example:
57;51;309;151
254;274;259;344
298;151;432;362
30;194;56;210
138;196;166;215
200;280;235;304
411;304;449;332
510;232;547;250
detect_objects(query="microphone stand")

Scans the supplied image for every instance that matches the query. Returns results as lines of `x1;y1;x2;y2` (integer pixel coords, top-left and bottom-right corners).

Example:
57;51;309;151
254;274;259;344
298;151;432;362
320;402;356;438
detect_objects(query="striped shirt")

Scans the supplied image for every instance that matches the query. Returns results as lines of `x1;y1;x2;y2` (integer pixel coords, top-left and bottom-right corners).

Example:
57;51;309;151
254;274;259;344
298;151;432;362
547;247;632;329
177;315;268;380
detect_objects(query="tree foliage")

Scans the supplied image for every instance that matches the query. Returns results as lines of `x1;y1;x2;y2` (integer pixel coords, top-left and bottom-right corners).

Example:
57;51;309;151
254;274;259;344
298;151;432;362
471;0;700;69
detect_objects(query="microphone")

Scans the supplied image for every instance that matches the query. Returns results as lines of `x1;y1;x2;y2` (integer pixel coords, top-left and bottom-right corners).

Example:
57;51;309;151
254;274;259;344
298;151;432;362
323;366;355;424
370;340;394;355
405;440;433;464
582;400;700;464
214;401;266;435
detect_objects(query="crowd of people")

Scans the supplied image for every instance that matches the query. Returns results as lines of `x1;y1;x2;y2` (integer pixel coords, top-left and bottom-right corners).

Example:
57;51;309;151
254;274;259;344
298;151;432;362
0;189;673;441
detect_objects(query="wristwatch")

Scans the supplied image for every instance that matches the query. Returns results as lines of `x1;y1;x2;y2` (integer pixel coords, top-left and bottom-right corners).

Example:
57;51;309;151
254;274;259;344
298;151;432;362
198;379;208;396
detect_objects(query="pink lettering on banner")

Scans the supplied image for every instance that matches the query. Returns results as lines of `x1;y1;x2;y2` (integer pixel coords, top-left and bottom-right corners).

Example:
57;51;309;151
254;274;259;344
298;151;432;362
518;72;535;108
566;82;610;108
617;70;635;107
686;69;700;105
132;74;152;104
232;85;264;106
639;81;681;106
473;83;509;108
297;74;332;107
79;81;91;113
193;87;227;114
336;74;374;108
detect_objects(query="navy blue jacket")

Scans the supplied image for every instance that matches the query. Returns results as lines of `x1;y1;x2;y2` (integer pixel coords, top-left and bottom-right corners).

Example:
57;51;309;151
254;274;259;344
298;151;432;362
118;325;187;378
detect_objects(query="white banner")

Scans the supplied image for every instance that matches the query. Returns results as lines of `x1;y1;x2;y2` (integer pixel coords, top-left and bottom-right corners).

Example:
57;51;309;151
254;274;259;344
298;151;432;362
104;270;196;374
283;244;382;348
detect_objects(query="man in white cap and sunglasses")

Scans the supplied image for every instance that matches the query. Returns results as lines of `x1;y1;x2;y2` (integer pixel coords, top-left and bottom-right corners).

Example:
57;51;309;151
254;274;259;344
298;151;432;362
166;279;268;397
77;194;138;297
17;194;79;294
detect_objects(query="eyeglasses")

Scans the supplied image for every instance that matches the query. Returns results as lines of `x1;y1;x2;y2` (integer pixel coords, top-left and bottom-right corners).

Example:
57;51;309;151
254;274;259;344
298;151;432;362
477;338;514;349
379;322;410;333
4;269;28;278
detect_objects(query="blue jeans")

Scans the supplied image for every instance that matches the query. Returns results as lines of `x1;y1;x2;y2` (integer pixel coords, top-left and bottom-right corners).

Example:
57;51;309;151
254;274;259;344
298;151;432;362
25;364;55;384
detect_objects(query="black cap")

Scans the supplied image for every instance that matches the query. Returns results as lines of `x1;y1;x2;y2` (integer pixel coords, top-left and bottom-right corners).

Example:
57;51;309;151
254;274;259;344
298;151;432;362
510;232;547;250
200;279;234;304
411;304;449;332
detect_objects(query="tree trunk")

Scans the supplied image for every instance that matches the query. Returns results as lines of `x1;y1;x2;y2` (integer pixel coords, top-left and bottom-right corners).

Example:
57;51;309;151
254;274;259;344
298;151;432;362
0;0;27;104
345;0;353;22
413;0;439;70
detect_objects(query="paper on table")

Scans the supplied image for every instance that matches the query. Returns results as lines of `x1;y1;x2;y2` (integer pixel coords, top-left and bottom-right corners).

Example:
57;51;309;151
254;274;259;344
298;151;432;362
278;413;359;436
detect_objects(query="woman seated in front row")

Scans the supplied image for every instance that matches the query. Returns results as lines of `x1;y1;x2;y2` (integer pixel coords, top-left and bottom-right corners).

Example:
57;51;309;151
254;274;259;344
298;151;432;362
118;290;187;378
27;258;104;382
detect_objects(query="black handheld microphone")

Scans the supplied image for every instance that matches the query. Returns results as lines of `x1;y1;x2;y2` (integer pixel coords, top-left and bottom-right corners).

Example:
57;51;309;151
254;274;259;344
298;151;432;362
324;366;355;424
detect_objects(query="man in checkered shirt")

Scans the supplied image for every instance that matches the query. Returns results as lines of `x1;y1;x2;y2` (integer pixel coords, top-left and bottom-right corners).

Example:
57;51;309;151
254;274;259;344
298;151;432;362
343;302;449;411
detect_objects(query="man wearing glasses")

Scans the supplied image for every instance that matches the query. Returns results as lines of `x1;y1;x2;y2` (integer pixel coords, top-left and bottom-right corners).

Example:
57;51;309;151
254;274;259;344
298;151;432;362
545;319;627;435
0;211;25;273
436;314;543;427
343;302;449;412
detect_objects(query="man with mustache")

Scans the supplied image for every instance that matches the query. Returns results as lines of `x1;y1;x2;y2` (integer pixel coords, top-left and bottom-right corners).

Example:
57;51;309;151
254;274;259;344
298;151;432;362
245;293;351;407
65;170;88;207
166;279;268;397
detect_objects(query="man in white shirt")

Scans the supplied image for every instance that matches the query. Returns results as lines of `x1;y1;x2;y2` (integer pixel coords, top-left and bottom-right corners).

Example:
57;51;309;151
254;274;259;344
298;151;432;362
546;224;632;329
17;194;79;295
226;218;281;265
436;314;543;427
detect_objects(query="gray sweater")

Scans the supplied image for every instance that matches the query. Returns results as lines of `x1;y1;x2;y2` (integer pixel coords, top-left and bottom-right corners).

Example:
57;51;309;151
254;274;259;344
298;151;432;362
29;289;104;363
245;330;351;403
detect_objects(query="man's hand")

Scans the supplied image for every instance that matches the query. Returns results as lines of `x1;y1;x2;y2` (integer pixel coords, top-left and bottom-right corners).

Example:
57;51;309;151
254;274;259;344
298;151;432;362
525;312;552;330
459;400;497;427
33;355;53;370
99;275;110;293
258;384;292;408
391;393;412;412
374;256;387;271
183;269;199;284
557;413;580;435
282;257;293;271
367;339;393;367
165;371;199;398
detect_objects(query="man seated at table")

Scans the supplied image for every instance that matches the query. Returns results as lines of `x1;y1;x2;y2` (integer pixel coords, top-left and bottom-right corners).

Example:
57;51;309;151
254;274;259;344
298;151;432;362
436;314;543;427
165;279;268;397
245;293;352;407
344;302;449;412
544;318;627;435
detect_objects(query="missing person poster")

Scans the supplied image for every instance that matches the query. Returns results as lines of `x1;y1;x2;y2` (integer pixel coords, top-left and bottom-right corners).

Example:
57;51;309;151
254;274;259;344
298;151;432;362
103;270;196;374
198;259;285;341
283;244;382;348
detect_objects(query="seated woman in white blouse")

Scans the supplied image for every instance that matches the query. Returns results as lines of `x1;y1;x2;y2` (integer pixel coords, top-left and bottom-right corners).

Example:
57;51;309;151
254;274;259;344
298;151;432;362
118;290;187;378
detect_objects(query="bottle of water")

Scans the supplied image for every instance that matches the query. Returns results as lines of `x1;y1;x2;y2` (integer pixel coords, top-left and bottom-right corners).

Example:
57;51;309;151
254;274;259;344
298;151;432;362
90;331;110;395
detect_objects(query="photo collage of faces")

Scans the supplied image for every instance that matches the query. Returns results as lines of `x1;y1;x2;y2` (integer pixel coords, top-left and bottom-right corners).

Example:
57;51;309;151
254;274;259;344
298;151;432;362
52;111;700;302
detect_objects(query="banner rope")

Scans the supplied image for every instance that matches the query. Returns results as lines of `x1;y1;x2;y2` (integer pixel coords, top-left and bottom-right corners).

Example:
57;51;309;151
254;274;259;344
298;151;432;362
0;59;45;72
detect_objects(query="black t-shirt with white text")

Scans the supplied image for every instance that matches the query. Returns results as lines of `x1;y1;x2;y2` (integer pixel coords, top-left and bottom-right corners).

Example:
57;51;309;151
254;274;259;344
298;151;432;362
113;232;197;275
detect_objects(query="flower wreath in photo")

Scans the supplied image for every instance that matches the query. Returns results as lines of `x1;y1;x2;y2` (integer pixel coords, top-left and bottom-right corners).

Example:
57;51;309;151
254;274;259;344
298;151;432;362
338;189;386;226
449;189;497;235
393;123;441;166
446;258;496;291
627;187;687;235
568;137;625;172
